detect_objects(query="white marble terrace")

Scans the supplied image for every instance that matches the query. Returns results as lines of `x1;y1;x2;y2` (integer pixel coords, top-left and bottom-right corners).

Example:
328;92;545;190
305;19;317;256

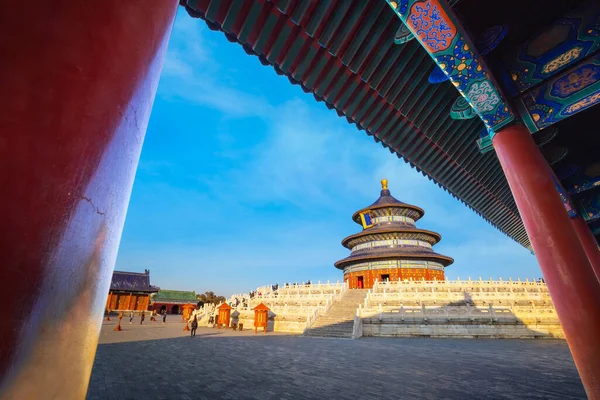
356;279;563;338
220;282;348;332
192;279;563;338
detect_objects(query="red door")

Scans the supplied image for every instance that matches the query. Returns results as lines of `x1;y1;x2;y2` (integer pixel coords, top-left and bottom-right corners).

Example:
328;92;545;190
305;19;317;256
357;276;364;289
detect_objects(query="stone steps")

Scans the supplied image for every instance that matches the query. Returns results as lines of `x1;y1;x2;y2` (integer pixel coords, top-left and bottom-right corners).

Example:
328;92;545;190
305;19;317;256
311;321;354;325
305;331;352;338
304;289;369;338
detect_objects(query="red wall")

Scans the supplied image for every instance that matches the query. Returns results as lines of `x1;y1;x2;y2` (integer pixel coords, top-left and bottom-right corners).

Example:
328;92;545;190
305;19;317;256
344;268;445;289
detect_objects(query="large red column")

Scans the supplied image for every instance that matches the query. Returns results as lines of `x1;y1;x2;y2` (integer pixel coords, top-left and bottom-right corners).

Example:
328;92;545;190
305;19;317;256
493;124;600;399
0;1;178;399
572;216;600;279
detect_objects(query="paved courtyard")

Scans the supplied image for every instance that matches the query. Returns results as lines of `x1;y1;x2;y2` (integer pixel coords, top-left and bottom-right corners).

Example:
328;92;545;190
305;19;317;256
88;318;585;400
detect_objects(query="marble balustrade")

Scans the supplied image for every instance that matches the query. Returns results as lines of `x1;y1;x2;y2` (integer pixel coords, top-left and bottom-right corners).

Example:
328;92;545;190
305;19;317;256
357;279;563;339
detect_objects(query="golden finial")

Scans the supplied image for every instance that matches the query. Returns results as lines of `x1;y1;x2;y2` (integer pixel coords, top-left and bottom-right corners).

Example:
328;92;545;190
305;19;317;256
381;179;388;191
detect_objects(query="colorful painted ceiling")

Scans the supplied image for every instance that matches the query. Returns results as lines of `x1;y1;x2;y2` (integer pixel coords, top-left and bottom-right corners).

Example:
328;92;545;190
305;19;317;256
181;0;599;247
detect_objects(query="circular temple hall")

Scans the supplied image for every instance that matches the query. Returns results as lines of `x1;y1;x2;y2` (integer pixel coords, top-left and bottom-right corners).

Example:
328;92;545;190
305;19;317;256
336;179;454;289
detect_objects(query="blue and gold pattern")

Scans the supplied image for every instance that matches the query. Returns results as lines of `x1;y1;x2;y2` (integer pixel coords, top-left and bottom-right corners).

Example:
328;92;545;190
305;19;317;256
359;210;374;229
551;64;600;98
436;38;484;87
504;1;600;94
579;190;600;222
566;165;600;195
386;0;514;133
518;54;600;132
428;26;507;86
564;92;600;115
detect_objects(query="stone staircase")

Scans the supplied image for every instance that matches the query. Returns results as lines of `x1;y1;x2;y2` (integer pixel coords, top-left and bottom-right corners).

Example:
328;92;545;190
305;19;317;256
304;289;369;338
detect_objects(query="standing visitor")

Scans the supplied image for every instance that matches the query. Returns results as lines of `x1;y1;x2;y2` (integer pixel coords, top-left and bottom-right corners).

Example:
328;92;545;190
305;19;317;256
191;316;198;337
162;309;167;324
140;312;145;325
129;311;134;324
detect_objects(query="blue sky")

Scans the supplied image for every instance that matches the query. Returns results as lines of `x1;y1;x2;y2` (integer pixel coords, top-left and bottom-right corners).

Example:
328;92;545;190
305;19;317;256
115;9;541;297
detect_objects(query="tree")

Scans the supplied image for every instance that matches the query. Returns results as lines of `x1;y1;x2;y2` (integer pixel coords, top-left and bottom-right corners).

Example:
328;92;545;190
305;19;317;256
196;291;226;307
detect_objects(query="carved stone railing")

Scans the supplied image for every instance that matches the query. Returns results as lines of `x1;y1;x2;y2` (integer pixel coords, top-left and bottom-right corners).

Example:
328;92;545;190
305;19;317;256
359;303;559;325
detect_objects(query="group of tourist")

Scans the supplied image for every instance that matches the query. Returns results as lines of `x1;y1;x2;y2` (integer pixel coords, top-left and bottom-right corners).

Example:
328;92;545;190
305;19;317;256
121;309;173;325
241;281;313;302
282;281;311;287
127;311;146;324
228;280;317;311
231;297;248;308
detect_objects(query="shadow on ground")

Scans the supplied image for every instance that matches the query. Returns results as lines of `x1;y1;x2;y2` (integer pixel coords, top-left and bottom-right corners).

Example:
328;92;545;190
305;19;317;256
87;330;585;400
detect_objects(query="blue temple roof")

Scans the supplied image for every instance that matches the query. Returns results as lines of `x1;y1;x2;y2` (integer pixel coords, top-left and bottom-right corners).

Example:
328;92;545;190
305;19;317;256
110;270;160;293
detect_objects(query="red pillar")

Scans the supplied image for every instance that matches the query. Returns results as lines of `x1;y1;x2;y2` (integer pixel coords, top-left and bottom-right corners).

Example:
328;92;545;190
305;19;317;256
572;216;600;279
0;1;178;398
493;124;600;398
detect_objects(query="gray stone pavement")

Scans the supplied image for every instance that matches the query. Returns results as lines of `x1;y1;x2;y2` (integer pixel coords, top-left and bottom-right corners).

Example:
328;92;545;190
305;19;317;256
87;319;585;400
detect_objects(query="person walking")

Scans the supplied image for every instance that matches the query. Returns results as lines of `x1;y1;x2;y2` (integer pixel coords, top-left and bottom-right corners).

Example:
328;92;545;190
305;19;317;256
191;316;198;337
140;312;145;325
129;311;134;324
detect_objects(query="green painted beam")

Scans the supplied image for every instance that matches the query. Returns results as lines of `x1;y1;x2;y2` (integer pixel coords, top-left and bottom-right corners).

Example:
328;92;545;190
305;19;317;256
385;0;514;135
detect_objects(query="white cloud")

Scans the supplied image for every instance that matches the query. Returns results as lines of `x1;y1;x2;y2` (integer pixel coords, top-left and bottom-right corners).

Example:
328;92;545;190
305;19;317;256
159;10;273;118
440;235;541;281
